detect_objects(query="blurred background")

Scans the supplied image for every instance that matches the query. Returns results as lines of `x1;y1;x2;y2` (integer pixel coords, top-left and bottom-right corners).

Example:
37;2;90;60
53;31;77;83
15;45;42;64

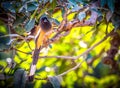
0;0;120;88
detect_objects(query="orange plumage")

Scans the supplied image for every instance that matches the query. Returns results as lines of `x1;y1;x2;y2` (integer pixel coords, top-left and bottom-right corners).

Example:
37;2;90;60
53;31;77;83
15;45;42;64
29;16;52;81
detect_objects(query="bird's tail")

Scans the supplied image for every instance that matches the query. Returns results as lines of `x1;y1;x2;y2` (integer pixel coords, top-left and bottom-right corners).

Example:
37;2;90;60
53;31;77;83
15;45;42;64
29;48;40;81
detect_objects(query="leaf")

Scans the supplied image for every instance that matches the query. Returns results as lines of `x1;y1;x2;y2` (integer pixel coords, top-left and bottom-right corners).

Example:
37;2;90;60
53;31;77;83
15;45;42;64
106;11;113;22
25;19;35;32
13;40;25;48
68;0;77;6
100;0;107;7
0;23;13;60
19;4;27;13
51;0;57;9
78;12;86;21
107;0;115;12
14;69;27;88
14;26;25;35
27;2;38;12
111;14;120;30
36;66;46;73
13;16;26;27
0;21;10;50
1;2;16;13
48;76;61;88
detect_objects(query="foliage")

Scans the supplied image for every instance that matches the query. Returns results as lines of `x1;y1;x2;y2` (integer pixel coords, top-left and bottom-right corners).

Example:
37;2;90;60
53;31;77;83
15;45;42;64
0;0;120;88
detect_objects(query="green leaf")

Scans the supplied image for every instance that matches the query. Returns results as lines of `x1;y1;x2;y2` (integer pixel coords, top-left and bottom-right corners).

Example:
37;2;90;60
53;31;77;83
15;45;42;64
107;0;115;12
19;4;27;13
1;2;16;13
27;2;38;12
69;0;77;6
36;66;46;73
51;0;57;9
100;0;107;7
48;76;61;88
13;39;25;48
14;26;25;35
25;19;35;32
78;12;86;21
13;16;26;27
0;21;10;50
111;14;120;30
14;69;27;88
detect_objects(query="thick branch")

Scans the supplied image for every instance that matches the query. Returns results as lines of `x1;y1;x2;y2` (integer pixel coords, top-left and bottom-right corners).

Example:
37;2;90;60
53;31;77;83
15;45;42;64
39;31;113;61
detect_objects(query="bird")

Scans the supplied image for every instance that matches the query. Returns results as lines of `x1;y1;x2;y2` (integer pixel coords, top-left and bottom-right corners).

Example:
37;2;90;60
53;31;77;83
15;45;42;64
29;16;52;81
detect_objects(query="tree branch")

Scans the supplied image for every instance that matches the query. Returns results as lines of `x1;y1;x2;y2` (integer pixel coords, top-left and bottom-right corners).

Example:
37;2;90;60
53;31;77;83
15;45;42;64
39;30;113;61
53;31;113;77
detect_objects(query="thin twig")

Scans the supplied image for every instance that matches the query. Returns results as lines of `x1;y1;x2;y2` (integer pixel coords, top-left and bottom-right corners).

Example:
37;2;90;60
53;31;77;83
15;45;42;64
24;37;33;51
53;31;113;77
57;60;85;77
13;48;32;55
39;55;76;60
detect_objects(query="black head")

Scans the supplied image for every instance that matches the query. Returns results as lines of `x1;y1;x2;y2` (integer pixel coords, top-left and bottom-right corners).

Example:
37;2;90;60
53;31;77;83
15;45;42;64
39;16;52;32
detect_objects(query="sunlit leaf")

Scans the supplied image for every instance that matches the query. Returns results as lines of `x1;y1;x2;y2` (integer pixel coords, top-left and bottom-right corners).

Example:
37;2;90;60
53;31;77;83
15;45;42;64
13;40;25;48
51;0;57;9
0;21;10;49
0;23;13;60
25;19;35;32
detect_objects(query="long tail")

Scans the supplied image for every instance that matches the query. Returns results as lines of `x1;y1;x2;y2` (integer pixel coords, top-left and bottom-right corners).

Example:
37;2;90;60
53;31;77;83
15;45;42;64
29;48;40;81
